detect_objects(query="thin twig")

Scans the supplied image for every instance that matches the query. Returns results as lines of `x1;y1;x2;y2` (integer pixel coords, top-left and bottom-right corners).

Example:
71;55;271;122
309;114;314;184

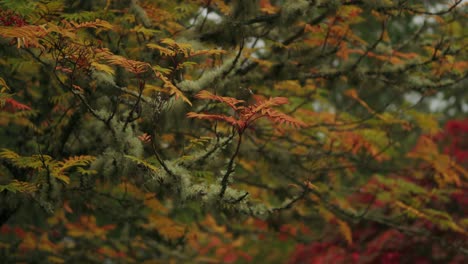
219;132;243;198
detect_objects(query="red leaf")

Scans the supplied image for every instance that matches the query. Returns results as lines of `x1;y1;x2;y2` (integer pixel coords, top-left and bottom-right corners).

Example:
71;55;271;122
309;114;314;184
3;98;31;111
223;251;238;263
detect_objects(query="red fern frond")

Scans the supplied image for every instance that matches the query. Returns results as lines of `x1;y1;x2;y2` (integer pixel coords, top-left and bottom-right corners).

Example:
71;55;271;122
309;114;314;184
2;98;31;112
189;90;306;133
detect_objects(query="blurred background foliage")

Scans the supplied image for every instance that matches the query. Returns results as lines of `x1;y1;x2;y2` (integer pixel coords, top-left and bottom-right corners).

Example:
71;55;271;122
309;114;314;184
0;0;467;263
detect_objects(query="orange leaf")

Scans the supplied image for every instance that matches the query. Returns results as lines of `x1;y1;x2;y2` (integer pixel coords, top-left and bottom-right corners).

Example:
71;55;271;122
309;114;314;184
187;112;239;127
195;90;244;110
259;0;279;14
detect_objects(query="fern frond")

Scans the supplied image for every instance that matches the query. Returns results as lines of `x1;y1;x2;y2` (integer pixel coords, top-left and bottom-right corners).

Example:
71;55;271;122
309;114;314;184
422;208;466;234
0;77;10;92
153;71;191;105
3;98;31;111
124;155;160;173
76;167;97;175
147;43;176;57
263;109;308;128
15;155;52;170
149;38;224;59
49;92;73;105
395;201;428;219
0;25;47;49
12;109;38;118
0;180;37;193
189;49;226;58
58;155;95;172
190;90;306;132
96;48;149;74
0;113;38;131
160;38;192;57
131;25;161;37
194;90;244;110
250;96;289;114
61;11;100;22
50;172;70;184
65;19;113;30
91;61;115;76
0;93;8;107
51;155;95;184
0;0;36;16
0;148;20;160
187;112;239;127
152;65;172;75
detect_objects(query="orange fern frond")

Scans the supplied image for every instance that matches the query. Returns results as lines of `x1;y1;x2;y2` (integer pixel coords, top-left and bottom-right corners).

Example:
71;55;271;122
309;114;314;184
0;25;47;49
188;49;226;58
95;49;149;75
188;90;306;133
95;48;191;105
66;19;113;30
194;90;244;110
248;96;289;116
147;43;176;57
154;71;191;106
263;109;308;128
187;112;239;128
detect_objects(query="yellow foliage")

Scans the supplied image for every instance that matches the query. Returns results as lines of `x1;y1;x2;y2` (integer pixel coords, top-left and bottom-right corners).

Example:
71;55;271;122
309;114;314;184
153;70;191;106
47;256;65;264
144;195;168;214
395;201;428;219
337;219;353;245
211;0;231;15
144;214;185;240
91;61;115;75
318;206;352;244
0;77;10;92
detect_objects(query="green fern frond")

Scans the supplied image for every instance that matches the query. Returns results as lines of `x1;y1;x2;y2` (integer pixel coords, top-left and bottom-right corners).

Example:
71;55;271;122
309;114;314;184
130;25;161;37
49;93;73;105
0;148;20;160
0;180;37;193
124;155;160;173
0;0;36;15
50;171;70;184
58;155;96;172
422;208;466;234
0;152;51;170
76;167;98;175
61;11;99;22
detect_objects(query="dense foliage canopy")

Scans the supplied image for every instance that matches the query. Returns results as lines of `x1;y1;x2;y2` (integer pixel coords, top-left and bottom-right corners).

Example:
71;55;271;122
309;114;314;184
0;0;467;263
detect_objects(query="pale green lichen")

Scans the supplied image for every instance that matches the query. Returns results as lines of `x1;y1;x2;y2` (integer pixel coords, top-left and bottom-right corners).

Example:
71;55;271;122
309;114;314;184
130;0;151;27
281;0;309;24
177;57;235;92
